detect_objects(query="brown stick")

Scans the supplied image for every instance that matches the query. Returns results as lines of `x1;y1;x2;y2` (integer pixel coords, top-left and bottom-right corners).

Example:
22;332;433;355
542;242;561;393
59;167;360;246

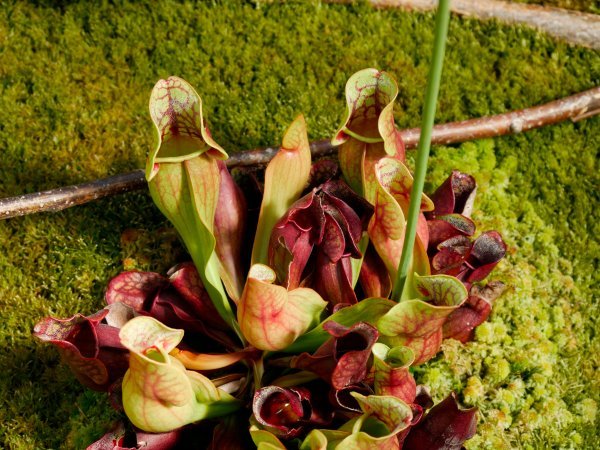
1;86;598;220
329;0;600;49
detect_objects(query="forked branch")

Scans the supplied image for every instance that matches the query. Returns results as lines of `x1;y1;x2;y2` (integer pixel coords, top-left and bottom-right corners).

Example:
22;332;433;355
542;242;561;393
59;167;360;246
1;86;598;220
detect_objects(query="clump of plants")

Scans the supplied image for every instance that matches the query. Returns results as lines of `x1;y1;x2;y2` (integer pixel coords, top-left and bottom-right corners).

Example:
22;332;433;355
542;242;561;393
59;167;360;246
32;4;512;446
33;69;507;449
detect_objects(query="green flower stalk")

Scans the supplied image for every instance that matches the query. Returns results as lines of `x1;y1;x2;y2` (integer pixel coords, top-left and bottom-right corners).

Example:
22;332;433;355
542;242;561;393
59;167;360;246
393;0;451;300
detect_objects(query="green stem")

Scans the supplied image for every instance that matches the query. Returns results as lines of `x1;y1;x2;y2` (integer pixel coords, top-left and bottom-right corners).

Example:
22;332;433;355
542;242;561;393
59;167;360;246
391;0;451;301
253;356;265;391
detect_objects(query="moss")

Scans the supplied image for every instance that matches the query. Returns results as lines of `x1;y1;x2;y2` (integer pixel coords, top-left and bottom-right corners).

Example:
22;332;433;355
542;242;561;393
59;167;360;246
0;0;598;448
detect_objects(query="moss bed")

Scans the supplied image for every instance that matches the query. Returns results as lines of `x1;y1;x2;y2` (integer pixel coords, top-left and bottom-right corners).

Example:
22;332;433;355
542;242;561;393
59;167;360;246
0;1;598;448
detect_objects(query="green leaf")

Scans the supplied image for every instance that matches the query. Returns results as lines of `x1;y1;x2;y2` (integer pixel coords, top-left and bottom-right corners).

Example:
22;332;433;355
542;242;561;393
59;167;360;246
299;429;328;450
249;425;287;450
237;264;327;351
300;393;412;450
147;77;241;341
372;343;416;402
147;76;226;179
252;115;312;266
364;155;433;288
377;274;467;364
332;68;399;151
119;316;240;433
282;297;395;354
413;273;468;306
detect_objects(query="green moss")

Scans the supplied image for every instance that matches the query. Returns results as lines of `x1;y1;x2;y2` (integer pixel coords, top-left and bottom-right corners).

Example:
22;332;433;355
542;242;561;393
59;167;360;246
0;1;598;448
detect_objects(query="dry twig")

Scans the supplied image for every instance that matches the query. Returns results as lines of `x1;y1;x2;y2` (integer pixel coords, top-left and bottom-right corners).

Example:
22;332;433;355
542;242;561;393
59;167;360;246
1;86;598;220
329;0;600;49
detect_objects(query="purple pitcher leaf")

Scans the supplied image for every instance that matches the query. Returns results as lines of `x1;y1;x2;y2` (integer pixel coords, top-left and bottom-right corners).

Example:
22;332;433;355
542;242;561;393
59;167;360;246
147;76;226;175
284;298;395;354
351;393;413;436
333;69;406;198
331;383;374;412
359;245;392;298
34;309;128;391
269;179;372;305
253;386;306;438
104;302;138;328
167;262;228;330
252;385;331;439
105;271;168;311
308;159;340;190
313;254;357;307
414;385;435;411
365;155;432;282
403;393;477;450
413;274;468;307
214;160;247;302
428;171;477;219
443;281;506;342
431;241;470;277
88;422;203;450
146;76;239;339
332;69;400;155
466;231;507;282
292;322;378;390
428;215;476;249
86;423;129;450
337;137;368;194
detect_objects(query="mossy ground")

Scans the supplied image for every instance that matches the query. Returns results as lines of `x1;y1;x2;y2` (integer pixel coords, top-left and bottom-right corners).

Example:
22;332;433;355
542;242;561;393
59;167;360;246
0;1;598;448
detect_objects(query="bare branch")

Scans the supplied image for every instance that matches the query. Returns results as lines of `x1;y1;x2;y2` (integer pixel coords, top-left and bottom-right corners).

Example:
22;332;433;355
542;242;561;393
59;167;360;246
1;86;598;220
329;0;600;49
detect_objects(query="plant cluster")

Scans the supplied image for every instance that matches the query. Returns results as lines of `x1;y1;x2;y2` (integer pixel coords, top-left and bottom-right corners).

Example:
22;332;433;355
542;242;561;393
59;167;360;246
34;70;506;449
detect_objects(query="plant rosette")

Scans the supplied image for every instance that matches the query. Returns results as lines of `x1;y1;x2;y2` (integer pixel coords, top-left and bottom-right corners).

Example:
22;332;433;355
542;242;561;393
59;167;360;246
34;71;507;449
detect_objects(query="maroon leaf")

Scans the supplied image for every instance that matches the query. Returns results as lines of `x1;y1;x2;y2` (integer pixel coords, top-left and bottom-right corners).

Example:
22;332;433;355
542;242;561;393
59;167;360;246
431;231;507;283
214;160;247;302
359;245;392;298
253;385;331;439
33;309;128;392
330;382;373;412
312;253;356;306
431;235;472;277
105;264;229;344
414;385;435;411
87;423;129;450
403;393;477;450
268;179;373;306
466;231;507;282
291;322;378;390
105;271;168;311
427;171;477;219
428;214;475;249
209;414;253;450
308;159;340;189
443;281;506;342
88;422;205;450
167;262;228;330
